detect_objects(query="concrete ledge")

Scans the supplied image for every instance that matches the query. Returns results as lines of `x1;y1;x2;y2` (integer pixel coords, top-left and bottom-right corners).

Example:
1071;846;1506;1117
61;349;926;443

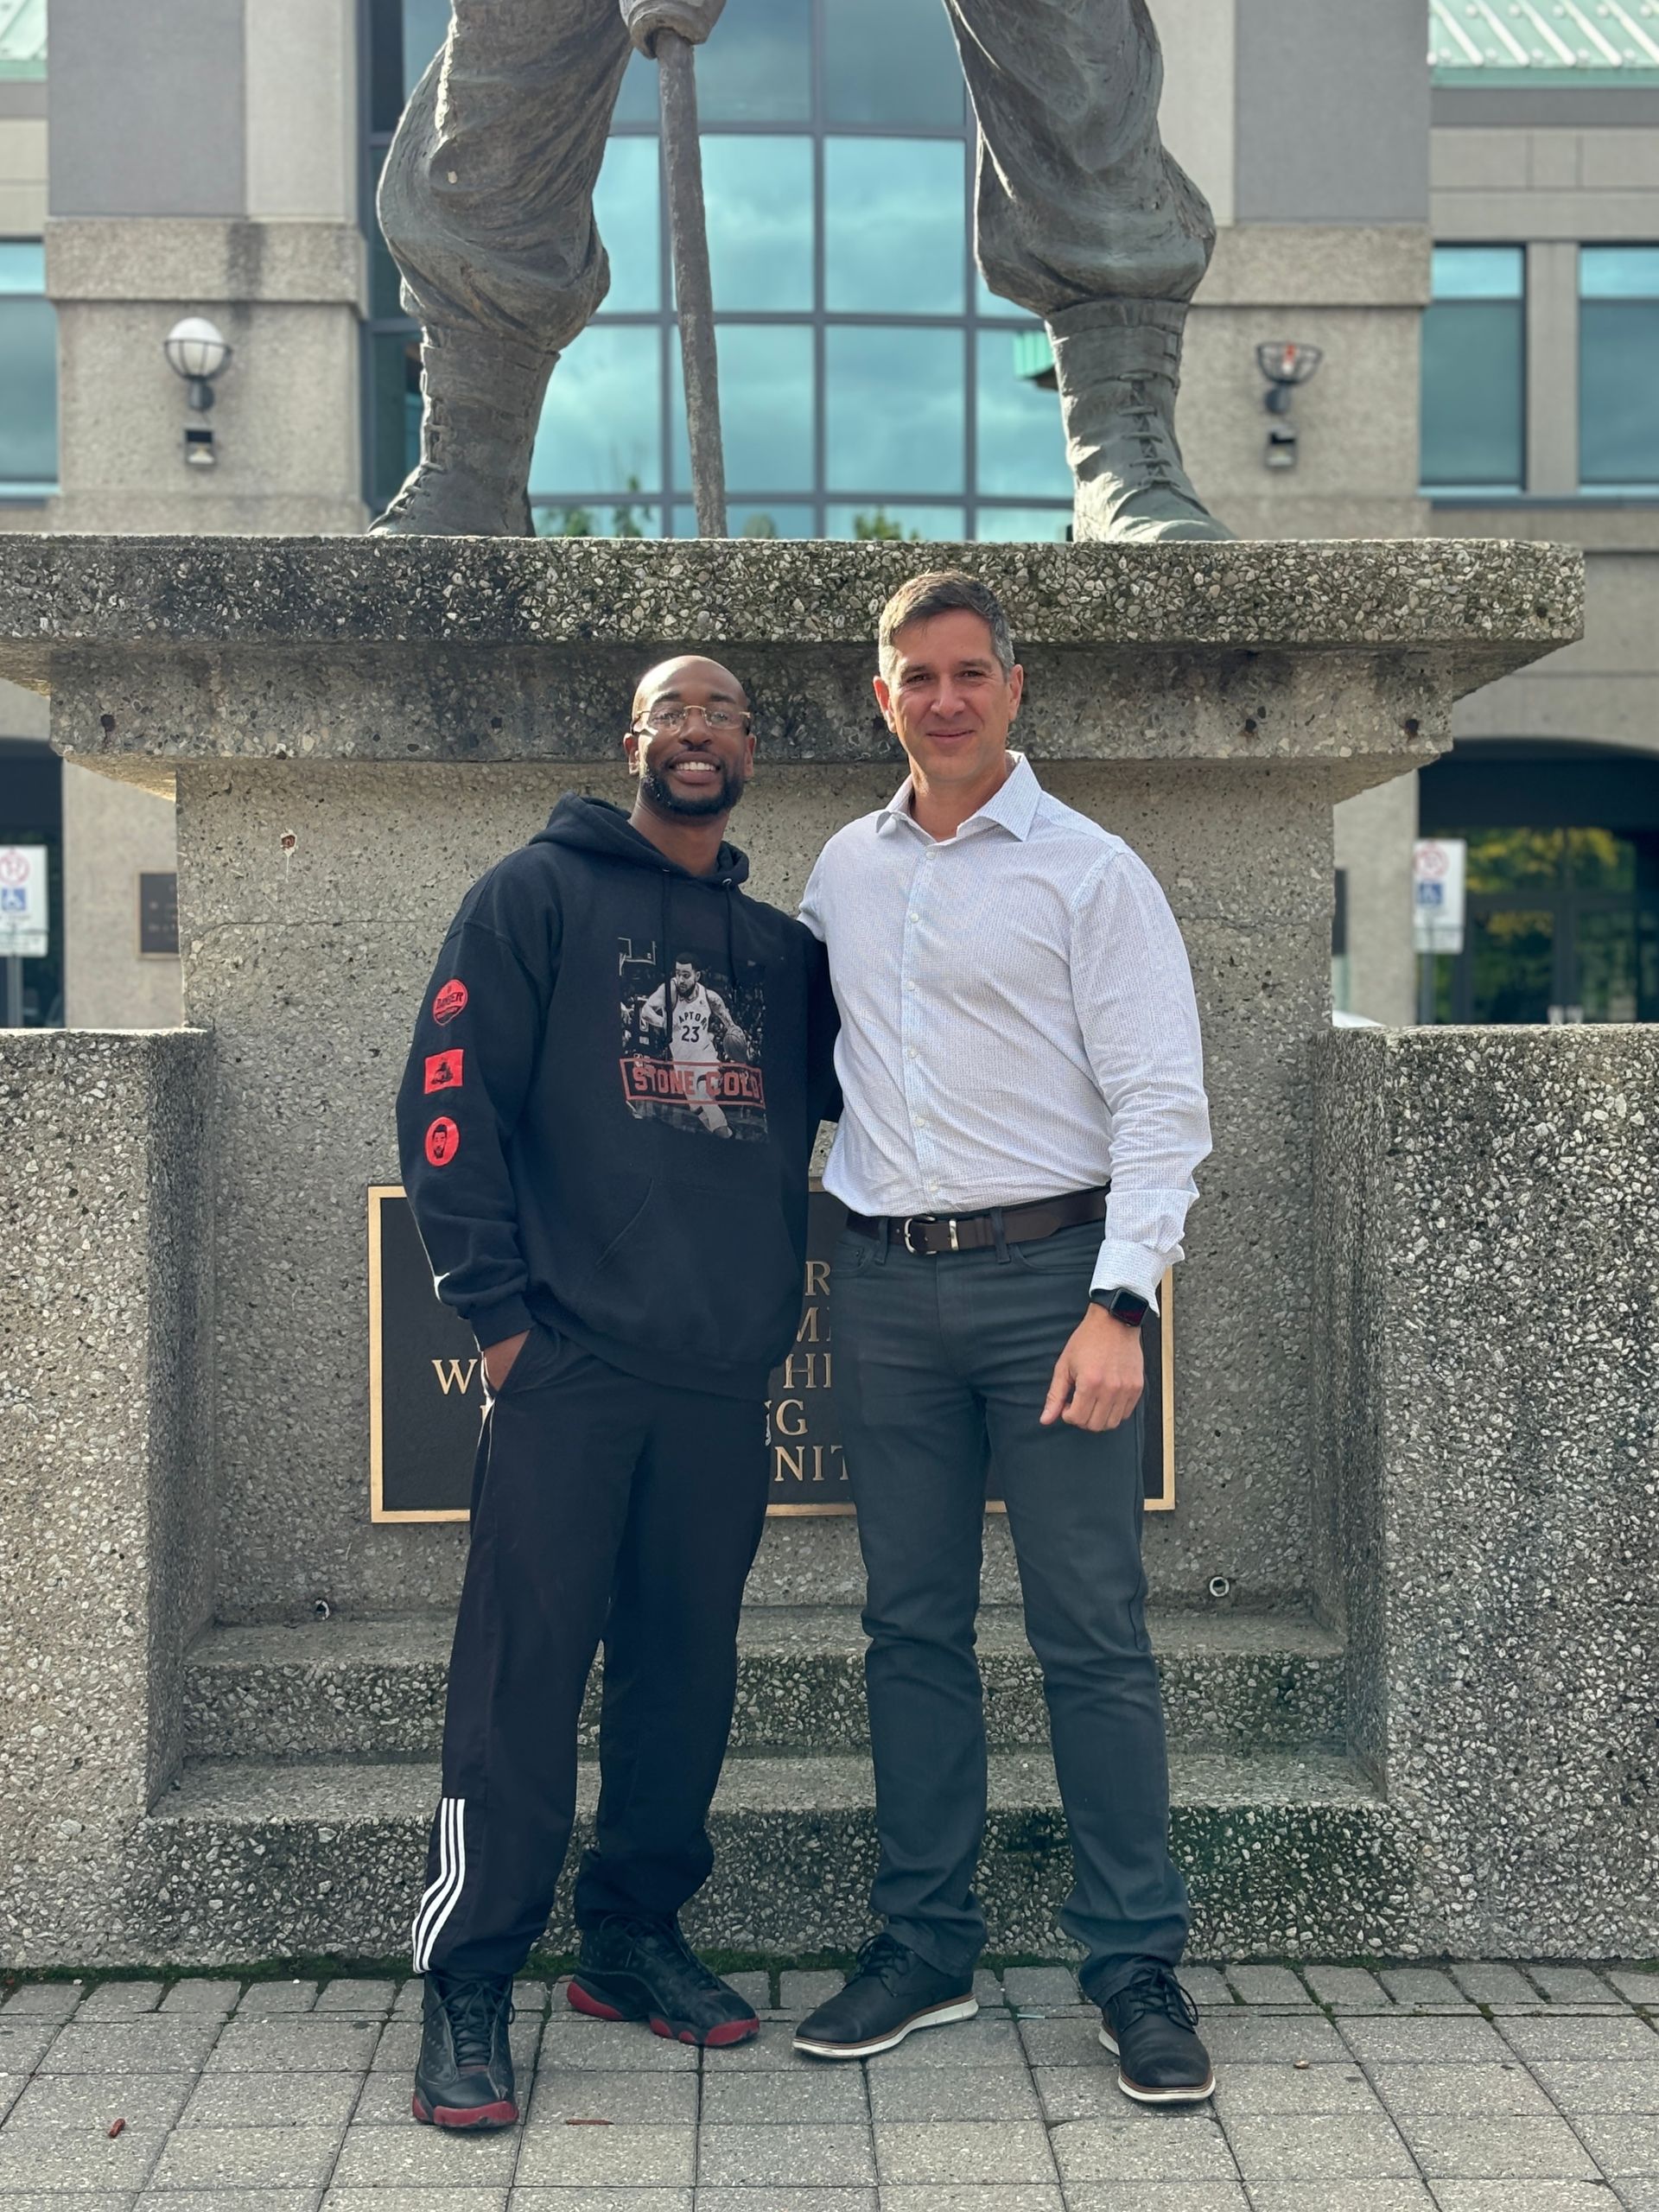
46;218;367;308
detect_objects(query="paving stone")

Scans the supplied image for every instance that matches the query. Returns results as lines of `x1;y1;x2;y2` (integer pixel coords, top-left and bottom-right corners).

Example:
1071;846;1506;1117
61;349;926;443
1395;2112;1601;2178
513;1979;552;2016
77;1982;166;2019
513;2120;698;2186
724;1972;770;2012
234;1982;321;2016
972;1971;1005;2007
1447;1963;1536;2008
1369;2060;1552;2114
534;2018;696;2071
1427;2190;1627;2212
147;2125;346;2189
5;2069;194;2129
1338;2015;1509;2064
391;1980;424;2017
159;1980;243;2016
701;2066;868;2124
527;2066;700;2126
699;2020;824;2071
1573;2113;1659;2175
695;2122;876;2188
868;2066;1039;2121
877;2018;1023;2069
877;2191;1065;2212
342;2069;431;2126
1376;1968;1471;2011
1178;1967;1234;2008
329;2122;521;2185
689;2195;867;2212
142;2195;322;2212
1615;2186;1659;2212
779;1972;846;2012
1048;2115;1237;2183
1522;1964;1620;2005
327;2194;508;2212
1224;1967;1312;2007
0;2125;164;2188
0;2196;140;2212
1220;2111;1416;2180
1198;2013;1350;2064
179;2070;365;2128
1033;2068;1225;2125
1015;2014;1110;2068
873;2119;1057;2184
1211;2062;1381;2115
1301;1967;1393;2012
314;1980;398;2014
38;2020;222;2074
1499;2014;1659;2063
206;2019;380;2073
1607;1973;1659;2006
0;2070;26;2120
1241;2188;1436;2212
2;1981;85;2019
1060;2190;1249;2212
1002;1967;1078;2008
1533;2059;1659;2113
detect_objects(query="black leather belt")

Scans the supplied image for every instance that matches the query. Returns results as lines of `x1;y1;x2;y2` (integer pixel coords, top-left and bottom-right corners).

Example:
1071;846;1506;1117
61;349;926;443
845;1185;1108;1257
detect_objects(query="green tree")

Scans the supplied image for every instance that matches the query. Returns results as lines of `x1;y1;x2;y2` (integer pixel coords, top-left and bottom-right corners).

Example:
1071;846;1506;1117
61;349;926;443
853;509;922;543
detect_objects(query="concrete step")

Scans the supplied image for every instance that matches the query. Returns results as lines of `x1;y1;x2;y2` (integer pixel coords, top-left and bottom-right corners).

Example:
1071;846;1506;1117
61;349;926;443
184;1605;1346;1762
137;1746;1409;1963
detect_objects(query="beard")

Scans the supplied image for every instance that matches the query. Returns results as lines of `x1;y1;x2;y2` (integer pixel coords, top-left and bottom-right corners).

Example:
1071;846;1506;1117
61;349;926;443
640;760;747;819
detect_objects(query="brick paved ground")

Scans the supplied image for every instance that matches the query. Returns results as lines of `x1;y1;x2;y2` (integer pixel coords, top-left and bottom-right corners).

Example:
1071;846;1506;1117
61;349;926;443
1;1961;1658;2208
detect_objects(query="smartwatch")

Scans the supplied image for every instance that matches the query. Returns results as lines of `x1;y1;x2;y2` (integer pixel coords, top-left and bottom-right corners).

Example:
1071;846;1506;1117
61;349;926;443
1090;1287;1149;1328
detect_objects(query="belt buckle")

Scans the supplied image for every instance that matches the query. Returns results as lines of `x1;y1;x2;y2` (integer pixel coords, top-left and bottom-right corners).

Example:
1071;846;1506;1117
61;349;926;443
901;1215;933;1255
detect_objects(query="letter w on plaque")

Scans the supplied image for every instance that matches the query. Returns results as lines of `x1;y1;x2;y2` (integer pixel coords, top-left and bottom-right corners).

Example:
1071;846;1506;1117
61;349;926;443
367;1185;1174;1522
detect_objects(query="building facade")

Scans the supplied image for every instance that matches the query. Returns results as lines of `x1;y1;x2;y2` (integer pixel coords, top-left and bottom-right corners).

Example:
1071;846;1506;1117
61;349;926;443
0;0;1654;1027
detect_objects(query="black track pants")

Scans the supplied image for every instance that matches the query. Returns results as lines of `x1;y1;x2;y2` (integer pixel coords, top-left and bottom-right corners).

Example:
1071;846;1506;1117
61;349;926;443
412;1324;770;1979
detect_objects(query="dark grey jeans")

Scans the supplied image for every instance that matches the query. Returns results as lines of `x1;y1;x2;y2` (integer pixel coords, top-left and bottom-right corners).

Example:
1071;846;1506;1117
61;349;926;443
833;1218;1188;2004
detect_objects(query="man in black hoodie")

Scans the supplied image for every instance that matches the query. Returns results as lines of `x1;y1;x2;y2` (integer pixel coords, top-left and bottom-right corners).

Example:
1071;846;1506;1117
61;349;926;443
396;656;835;2131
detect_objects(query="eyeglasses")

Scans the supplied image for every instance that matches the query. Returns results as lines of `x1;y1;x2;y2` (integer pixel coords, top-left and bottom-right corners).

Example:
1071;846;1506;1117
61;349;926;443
634;702;749;735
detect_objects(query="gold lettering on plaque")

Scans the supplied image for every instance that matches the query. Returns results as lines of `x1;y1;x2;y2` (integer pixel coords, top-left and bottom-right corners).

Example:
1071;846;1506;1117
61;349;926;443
432;1357;480;1395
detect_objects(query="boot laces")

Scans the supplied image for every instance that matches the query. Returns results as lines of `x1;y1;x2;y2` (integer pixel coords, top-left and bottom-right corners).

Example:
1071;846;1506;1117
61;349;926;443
854;1931;916;1992
1113;1963;1198;2035
618;1913;726;1994
439;1974;513;2069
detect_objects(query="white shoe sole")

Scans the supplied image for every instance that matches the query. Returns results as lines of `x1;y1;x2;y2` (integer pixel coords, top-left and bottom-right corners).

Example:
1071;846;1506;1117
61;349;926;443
1098;2024;1216;2103
793;1994;978;2061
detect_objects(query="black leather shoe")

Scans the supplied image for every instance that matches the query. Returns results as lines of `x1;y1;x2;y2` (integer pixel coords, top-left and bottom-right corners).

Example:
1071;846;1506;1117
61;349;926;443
412;1971;517;2130
792;1933;977;2060
1097;1964;1215;2104
569;1914;759;2047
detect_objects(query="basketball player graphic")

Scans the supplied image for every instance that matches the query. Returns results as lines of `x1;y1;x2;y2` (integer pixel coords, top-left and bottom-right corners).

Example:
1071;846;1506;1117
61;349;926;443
639;958;749;1136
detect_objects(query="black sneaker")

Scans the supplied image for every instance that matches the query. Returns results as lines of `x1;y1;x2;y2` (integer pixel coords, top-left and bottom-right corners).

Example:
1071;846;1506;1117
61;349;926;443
568;1914;759;2048
412;1971;518;2130
1097;1964;1215;2104
792;1933;977;2060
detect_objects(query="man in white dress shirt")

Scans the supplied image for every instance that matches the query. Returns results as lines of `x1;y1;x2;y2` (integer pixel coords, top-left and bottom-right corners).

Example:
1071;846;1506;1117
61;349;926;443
792;571;1215;2105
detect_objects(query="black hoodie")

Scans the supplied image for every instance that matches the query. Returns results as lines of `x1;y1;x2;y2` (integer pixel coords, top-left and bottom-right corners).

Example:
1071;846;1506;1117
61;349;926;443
397;795;839;1402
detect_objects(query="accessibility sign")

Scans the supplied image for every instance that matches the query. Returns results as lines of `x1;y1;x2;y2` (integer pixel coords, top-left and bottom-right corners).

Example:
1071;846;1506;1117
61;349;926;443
0;846;48;960
1413;837;1466;957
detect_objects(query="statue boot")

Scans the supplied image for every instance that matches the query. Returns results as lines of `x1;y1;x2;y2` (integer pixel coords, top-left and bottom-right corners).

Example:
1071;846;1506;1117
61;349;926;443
371;326;555;537
1048;297;1232;544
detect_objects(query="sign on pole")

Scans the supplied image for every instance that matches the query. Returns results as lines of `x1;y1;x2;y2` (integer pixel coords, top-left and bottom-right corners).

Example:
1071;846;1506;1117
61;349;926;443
0;845;48;961
1413;837;1466;957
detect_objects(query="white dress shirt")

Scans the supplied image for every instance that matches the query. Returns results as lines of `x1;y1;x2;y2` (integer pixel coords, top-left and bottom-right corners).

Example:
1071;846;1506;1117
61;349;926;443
799;753;1211;1306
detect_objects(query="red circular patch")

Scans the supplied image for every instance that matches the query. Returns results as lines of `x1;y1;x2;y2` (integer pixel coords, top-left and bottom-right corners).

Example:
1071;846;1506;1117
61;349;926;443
433;978;468;1026
424;1116;461;1167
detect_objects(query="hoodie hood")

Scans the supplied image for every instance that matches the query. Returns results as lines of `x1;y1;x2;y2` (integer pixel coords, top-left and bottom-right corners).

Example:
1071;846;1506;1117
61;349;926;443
531;793;752;887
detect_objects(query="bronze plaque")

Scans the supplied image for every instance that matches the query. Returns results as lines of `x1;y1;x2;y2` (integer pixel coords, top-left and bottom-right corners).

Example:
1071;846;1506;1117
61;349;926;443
369;1185;1174;1523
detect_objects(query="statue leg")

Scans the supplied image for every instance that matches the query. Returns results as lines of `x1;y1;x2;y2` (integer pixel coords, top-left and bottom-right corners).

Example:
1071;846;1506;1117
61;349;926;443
373;0;633;535
943;0;1231;543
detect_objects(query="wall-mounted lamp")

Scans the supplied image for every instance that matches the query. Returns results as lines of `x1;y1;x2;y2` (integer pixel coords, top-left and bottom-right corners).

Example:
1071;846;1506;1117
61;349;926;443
162;316;233;467
1256;340;1322;469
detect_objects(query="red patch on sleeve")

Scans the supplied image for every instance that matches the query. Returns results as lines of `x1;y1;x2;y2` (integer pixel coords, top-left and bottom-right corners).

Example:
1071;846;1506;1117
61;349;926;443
433;978;468;1026
424;1116;461;1167
424;1049;464;1095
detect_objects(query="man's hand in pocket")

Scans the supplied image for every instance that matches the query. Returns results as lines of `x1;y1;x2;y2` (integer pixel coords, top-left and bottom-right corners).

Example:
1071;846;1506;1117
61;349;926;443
482;1330;530;1393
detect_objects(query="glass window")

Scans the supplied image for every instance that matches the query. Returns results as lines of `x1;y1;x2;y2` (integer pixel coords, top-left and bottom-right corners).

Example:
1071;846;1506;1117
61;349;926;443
975;506;1071;542
402;0;448;94
823;0;964;127
1580;245;1659;490
975;331;1069;499
1421;245;1524;491
672;325;814;493
825;504;965;540
535;493;663;538
696;0;810;123
699;137;813;314
594;137;662;314
673;502;817;537
826;327;965;495
613;47;662;126
367;332;421;511
825;140;966;316
531;324;664;498
0;243;55;493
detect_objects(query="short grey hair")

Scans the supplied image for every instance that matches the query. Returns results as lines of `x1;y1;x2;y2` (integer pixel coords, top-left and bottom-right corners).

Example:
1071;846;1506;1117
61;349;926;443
878;570;1017;680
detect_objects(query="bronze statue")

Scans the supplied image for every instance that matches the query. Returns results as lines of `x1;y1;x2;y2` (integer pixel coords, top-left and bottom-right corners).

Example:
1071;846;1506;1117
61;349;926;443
373;0;1230;543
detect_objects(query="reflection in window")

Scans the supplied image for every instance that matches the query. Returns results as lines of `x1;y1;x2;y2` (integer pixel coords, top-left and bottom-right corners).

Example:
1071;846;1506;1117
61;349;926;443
701;137;813;314
825;140;965;316
1580;246;1659;491
1421;245;1524;492
824;505;965;540
531;324;663;498
696;0;810;123
976;506;1071;542
827;327;965;494
976;332;1069;499
673;326;814;493
534;493;662;538
594;137;662;314
672;503;817;537
613;47;662;126
0;243;56;493
368;333;423;506
823;0;964;127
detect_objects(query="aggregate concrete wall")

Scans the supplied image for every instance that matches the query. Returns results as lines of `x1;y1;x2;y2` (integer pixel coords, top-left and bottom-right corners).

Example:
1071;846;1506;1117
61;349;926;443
1311;1025;1659;1955
0;1029;214;1961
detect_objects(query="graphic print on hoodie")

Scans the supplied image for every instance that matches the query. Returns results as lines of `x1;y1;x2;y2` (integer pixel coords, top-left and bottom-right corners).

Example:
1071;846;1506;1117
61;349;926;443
396;794;839;1404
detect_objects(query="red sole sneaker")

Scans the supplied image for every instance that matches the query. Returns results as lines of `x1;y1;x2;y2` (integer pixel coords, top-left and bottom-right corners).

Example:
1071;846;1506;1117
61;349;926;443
567;1975;758;2047
412;2092;518;2130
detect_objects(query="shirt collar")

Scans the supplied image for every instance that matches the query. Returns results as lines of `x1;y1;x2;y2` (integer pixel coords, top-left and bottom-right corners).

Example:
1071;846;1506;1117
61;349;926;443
876;751;1042;842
